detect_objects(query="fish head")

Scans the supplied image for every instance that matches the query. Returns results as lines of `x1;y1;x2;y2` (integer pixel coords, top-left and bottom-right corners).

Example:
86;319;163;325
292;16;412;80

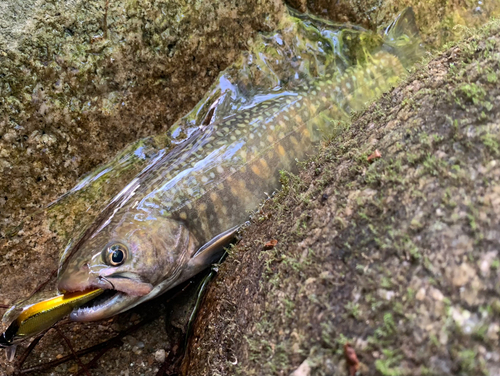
57;210;199;321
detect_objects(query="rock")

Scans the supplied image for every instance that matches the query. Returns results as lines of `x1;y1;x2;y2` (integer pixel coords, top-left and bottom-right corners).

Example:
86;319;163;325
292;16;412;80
378;289;395;301
486;323;499;342
183;19;500;376
415;287;426;301
478;251;498;277
451;263;476;287
131;346;142;355
154;349;166;364
429;287;444;301
289;359;311;376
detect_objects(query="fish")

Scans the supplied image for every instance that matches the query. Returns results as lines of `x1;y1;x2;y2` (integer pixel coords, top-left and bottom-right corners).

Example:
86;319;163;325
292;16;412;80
1;7;420;343
56;51;408;321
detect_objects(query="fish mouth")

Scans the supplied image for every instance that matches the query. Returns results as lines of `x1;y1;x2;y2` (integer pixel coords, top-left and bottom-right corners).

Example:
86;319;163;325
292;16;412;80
69;289;124;321
66;273;154;321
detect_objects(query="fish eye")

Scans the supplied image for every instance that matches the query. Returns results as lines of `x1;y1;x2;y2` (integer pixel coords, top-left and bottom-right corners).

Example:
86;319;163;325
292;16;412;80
104;243;128;266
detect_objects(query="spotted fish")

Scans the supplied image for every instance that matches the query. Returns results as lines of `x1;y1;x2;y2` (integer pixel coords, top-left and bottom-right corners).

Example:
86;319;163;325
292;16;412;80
55;49;408;321
3;9;420;332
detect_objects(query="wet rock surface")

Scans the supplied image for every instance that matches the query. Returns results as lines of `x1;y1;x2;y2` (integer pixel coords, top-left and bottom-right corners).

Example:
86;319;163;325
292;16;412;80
287;0;500;48
182;22;500;376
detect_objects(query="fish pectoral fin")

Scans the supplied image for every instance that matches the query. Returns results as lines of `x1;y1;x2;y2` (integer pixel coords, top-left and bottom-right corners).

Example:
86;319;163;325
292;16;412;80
191;225;239;266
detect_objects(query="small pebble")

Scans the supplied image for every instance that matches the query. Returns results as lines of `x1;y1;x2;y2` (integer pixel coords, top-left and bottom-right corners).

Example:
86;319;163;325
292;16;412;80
377;289;395;301
68;364;79;374
415;287;426;301
429;287;444;301
154;349;166;363
289;358;310;376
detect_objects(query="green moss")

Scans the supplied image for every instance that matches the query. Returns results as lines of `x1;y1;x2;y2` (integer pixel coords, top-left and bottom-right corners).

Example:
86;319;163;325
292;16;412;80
375;349;405;376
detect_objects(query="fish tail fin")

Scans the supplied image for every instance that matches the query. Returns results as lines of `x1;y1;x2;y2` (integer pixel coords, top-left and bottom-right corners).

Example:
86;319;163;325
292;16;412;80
381;7;423;68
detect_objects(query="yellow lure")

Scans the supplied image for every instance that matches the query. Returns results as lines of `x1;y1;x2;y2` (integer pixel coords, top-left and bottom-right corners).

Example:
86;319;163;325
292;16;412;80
1;289;103;347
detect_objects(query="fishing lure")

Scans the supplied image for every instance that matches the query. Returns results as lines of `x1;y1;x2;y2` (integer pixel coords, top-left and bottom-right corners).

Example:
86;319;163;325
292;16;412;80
0;289;103;359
